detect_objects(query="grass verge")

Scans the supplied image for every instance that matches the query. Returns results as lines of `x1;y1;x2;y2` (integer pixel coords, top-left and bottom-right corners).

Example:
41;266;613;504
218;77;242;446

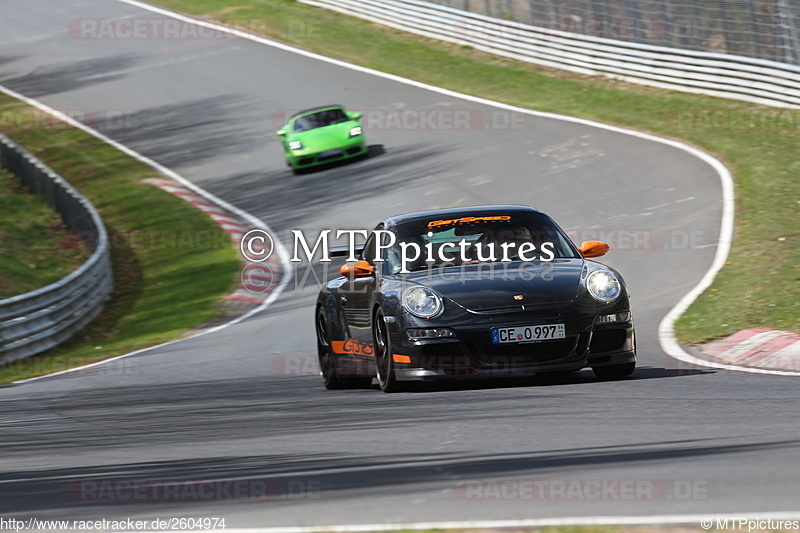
0;95;240;384
0;169;90;297
156;0;799;343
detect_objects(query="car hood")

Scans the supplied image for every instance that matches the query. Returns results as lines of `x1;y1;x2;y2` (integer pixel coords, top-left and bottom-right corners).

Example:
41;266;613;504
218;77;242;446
404;259;585;311
290;122;359;147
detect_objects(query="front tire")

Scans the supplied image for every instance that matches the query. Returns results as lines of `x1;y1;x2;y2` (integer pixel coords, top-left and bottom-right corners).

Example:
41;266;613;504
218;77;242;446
592;362;636;380
373;309;403;393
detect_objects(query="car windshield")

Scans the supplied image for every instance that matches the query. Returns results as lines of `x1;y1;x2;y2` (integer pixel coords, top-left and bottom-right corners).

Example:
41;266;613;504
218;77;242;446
381;212;580;274
292;109;349;132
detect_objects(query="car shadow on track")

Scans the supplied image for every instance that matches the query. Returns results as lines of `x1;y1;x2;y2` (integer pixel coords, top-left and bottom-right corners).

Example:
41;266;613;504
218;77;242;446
374;365;714;393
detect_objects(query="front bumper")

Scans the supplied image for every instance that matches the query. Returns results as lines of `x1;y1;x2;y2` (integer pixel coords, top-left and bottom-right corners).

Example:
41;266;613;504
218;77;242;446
286;139;367;169
389;316;635;381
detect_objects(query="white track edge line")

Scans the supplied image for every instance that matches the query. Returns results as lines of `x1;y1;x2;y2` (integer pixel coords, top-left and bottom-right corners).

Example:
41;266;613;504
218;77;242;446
116;0;798;377
0;83;293;384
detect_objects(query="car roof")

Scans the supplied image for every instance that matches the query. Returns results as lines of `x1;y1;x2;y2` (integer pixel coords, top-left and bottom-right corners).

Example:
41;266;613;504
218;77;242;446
288;104;346;121
382;205;545;228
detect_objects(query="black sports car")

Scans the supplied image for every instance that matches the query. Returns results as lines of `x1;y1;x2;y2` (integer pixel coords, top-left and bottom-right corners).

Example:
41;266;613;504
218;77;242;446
315;205;636;392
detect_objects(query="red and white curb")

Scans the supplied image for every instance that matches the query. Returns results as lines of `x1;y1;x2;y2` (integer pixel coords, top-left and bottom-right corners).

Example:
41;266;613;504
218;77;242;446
701;328;800;372
148;178;282;305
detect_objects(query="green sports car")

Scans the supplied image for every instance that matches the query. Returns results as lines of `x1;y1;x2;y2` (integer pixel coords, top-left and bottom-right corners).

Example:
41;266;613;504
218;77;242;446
277;104;368;174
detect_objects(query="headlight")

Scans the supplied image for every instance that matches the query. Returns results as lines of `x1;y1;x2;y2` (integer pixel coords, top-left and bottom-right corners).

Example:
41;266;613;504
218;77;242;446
288;140;303;150
349;126;362;137
586;270;622;303
402;287;443;318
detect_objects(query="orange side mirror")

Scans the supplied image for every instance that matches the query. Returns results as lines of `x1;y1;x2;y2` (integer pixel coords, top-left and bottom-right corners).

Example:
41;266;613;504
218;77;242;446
579;240;610;258
340;260;374;278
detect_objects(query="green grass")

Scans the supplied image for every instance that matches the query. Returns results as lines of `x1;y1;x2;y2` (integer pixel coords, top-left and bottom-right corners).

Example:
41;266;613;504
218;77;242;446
0;169;90;297
154;0;799;343
0;96;241;383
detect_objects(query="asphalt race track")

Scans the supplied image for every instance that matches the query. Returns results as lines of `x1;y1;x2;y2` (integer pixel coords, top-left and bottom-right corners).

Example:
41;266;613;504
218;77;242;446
1;0;799;529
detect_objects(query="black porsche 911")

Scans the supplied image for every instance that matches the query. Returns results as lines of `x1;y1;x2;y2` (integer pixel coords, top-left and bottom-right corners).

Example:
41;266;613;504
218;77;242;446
315;205;636;392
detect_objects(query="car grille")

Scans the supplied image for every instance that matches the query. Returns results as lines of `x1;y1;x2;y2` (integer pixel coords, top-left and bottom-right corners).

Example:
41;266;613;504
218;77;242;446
413;332;589;373
468;334;585;365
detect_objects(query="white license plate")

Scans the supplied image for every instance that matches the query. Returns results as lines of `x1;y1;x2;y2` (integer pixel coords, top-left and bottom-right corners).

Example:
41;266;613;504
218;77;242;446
318;149;342;158
491;324;566;344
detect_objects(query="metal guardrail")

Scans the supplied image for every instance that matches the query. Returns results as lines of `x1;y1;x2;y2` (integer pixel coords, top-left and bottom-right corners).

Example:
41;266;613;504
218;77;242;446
0;133;113;363
426;0;800;67
302;0;800;108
